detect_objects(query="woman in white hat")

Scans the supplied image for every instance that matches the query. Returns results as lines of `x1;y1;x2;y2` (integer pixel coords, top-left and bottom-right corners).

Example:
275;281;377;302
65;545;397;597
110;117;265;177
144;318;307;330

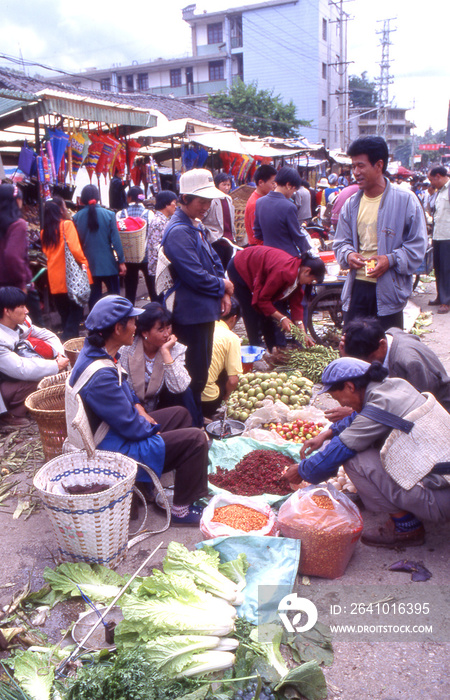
159;169;235;427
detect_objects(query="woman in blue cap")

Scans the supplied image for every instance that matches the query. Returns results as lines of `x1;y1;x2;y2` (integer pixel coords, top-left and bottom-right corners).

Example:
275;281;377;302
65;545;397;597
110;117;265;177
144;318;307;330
67;294;208;525
285;357;450;548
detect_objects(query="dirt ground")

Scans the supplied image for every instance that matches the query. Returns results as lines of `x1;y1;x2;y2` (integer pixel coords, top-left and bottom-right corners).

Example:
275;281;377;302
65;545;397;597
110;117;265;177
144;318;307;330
0;278;449;699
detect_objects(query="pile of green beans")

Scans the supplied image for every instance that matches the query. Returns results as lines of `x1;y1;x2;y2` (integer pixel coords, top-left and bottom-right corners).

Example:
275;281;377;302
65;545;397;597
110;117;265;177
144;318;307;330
276;345;339;384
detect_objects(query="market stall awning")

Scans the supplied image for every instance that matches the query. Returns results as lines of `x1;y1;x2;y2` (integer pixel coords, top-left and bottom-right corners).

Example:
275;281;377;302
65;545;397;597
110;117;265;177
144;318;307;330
133;117;221;140
188;129;250;155
328;150;352;165
0;88;157;131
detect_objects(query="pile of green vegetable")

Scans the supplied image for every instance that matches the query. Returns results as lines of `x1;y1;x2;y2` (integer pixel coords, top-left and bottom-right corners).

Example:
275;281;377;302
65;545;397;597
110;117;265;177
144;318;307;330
275;345;339;385
227;371;313;421
1;542;331;700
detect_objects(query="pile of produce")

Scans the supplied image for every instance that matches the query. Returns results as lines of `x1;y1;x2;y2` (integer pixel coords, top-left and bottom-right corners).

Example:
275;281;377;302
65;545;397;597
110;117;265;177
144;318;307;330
211;504;269;532
227;371;313;421
209;449;295;496
276;345;339;385
261;418;325;443
327;465;357;494
0;542;331;700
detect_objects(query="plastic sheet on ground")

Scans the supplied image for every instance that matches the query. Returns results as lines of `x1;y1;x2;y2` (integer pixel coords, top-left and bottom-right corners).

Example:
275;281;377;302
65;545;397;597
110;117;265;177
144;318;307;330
196;535;301;624
208;435;302;505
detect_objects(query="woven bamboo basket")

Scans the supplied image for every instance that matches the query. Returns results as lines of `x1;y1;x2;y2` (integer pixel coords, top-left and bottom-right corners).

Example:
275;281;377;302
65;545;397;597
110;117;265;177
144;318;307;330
230;184;255;246
33;450;138;567
38;370;71;390
25;384;67;461
63;337;85;367
118;222;147;263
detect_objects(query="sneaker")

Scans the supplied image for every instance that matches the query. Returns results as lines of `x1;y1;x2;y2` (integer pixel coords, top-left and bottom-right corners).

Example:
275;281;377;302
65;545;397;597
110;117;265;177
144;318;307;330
171;505;203;526
361;519;425;548
155;486;175;510
437;304;449;314
0;414;31;428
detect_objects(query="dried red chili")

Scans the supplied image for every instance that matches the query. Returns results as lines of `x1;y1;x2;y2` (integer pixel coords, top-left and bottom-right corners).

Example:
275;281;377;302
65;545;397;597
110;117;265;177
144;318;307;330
209;449;295;496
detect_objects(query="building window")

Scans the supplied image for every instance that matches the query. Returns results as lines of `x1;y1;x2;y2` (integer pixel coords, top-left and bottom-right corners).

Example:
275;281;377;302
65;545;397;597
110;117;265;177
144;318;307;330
322;18;327;40
170;68;182;87
137;73;148;91
322;100;327;117
230;16;243;48
208;22;223;44
100;78;111;91
117;76;123;92
125;74;134;92
209;60;224;81
322;62;327;79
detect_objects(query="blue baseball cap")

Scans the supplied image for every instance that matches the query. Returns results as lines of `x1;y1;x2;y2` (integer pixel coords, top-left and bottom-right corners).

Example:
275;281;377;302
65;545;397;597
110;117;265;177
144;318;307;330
318;357;371;394
85;295;144;330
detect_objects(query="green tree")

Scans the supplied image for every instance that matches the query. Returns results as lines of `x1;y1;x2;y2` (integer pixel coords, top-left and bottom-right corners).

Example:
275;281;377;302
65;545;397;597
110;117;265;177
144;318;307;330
208;79;310;138
349;72;377;109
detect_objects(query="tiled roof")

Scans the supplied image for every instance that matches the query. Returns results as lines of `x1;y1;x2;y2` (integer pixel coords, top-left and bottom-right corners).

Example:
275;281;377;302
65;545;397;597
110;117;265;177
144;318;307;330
0;67;224;125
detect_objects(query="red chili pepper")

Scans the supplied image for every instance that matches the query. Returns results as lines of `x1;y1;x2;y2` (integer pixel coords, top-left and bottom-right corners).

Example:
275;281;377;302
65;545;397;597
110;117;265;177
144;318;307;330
209;449;296;496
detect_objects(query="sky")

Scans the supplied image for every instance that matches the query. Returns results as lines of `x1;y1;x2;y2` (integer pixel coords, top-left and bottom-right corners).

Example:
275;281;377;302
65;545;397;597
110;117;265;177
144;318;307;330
1;0;448;136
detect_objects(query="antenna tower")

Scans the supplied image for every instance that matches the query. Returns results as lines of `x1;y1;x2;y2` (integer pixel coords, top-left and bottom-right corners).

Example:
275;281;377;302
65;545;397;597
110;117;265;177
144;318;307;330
376;18;396;139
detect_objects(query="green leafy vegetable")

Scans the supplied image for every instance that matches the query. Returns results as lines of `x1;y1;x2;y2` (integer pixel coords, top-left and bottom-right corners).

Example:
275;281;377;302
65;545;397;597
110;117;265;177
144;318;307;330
42;563;125;604
140;634;221;674
13;651;54;700
163;542;239;603
119;594;235;637
175;650;235;678
250;623;289;679
275;660;328;700
287;622;334;667
218;553;249;593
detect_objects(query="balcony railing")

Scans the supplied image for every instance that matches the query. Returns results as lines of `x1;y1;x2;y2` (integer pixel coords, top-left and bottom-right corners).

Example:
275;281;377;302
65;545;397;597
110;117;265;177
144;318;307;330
150;79;227;97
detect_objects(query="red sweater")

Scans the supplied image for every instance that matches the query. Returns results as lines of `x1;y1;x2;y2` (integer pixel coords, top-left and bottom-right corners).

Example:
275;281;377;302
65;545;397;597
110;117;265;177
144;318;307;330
233;245;304;320
244;190;263;245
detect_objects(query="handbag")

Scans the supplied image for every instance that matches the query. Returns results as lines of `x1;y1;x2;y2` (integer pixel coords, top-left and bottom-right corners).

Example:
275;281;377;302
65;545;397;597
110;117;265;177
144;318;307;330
360;393;450;490
63;231;90;307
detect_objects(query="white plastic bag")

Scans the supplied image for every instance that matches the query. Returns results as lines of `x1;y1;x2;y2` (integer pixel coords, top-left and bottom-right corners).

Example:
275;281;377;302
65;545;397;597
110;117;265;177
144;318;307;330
243;399;329;442
200;494;277;539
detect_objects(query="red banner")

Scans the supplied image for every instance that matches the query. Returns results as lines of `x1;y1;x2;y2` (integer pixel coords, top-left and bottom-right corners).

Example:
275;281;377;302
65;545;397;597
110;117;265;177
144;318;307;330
418;143;447;151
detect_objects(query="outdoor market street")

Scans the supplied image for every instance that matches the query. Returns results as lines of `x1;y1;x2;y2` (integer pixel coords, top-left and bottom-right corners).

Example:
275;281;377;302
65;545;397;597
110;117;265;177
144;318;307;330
0;279;449;700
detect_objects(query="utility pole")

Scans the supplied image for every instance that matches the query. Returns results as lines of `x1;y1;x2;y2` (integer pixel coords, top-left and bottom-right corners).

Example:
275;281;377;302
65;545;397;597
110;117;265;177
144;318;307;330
375;18;396;141
329;0;352;150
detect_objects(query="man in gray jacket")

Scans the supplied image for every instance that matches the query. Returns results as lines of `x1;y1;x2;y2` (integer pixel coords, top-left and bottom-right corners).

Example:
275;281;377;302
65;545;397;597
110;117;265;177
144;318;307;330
325;317;450;423
333;136;427;330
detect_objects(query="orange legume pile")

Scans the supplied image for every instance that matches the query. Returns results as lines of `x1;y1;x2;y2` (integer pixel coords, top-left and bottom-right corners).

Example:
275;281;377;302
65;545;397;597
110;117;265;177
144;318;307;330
311;494;334;510
211;504;269;531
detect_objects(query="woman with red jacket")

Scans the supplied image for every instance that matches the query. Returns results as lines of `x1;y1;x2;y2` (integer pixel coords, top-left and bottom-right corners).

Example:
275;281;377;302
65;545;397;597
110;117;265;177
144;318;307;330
227;246;325;351
41;199;92;340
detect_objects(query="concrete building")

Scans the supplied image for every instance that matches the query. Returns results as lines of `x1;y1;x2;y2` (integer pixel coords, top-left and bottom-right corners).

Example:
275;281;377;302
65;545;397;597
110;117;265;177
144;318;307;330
348;106;414;155
57;0;346;148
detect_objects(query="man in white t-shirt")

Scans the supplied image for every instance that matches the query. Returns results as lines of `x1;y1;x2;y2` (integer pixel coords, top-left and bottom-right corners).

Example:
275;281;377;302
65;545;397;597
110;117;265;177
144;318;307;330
333;136;427;330
428;165;450;314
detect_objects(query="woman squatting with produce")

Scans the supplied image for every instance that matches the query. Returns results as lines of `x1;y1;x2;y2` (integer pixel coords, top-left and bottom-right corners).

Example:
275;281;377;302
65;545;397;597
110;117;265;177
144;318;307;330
285;357;450;547
227;246;325;351
67;295;208;525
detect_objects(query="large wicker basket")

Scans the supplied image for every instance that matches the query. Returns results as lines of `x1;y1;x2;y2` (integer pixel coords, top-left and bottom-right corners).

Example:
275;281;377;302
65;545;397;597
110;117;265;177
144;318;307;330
230;184;255;246
63;337;85;367
38;370;71;390
33;450;138;567
25;384;67;461
118;219;147;263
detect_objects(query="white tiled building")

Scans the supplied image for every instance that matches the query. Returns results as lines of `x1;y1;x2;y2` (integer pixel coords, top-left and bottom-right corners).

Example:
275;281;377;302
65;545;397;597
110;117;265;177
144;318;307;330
58;0;346;148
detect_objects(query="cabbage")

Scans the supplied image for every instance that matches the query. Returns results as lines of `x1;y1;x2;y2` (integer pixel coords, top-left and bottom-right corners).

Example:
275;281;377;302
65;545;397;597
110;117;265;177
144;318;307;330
43;563;125;604
163;542;239;603
13;650;54;700
119;594;235;637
